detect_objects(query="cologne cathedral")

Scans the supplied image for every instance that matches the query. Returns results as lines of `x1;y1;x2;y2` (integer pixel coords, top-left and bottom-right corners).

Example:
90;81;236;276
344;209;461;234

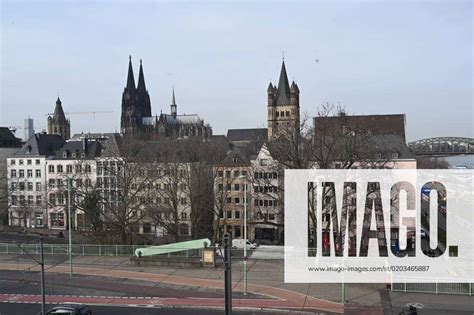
120;56;212;139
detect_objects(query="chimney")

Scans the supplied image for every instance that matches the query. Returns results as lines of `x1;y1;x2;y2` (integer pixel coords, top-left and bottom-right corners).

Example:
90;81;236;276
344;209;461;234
82;137;87;153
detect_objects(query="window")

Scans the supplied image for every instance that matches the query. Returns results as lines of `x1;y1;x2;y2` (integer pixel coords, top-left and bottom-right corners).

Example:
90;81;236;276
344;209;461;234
233;170;240;177
27;170;33;178
143;222;152;234
181;212;187;220
234;211;241;219
50;212;65;228
269;214;275;221
234;226;241;238
234;197;240;204
49;194;55;205
35;169;41;178
19;195;25;205
35;159;40;165
66;165;73;173
57;165;63;173
10;159;15;165
391;152;399;159
36;196;42;206
19;170;24;178
225;171;231;178
241;170;247;177
85;164;91;173
180;197;187;205
226;197;232;204
48;165;54;173
218;170;224;177
234;184;240;191
48;179;55;188
57;179;63;188
226;184;231;191
11;196;17;205
27;196;33;205
10;170;16;178
85;179;91;187
57;193;64;205
19;182;25;191
286;111;290;117
27;182;33;191
75;165;82;173
27;159;32;165
276;111;279;117
11;182;17;190
19;159;23;165
260;159;268;166
226;210;232;219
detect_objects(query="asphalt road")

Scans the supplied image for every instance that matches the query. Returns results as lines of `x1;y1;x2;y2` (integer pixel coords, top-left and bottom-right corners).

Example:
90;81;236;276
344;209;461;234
0;303;280;315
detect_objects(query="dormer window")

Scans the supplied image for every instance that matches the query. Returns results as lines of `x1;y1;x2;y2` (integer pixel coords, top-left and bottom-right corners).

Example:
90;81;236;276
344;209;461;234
72;152;76;158
233;157;239;163
81;152;85;158
62;151;67;158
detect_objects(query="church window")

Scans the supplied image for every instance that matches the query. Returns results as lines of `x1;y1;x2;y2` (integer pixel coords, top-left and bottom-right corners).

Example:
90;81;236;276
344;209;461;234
276;111;279;117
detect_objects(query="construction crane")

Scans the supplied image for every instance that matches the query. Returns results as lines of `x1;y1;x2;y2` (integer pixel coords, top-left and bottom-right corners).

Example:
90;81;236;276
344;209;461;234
45;110;114;116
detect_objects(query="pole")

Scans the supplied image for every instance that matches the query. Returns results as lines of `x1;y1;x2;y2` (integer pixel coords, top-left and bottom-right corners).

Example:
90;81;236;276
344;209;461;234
341;282;345;303
243;178;248;295
67;179;73;276
40;237;46;315
224;233;232;315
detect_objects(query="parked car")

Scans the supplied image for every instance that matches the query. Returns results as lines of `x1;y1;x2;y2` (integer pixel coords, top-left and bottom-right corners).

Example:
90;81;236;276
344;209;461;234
232;239;258;250
39;303;92;315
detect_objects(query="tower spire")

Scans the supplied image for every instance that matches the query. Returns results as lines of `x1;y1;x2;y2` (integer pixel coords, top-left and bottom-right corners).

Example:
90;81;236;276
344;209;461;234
170;87;177;118
276;59;290;105
137;58;146;92
126;55;135;90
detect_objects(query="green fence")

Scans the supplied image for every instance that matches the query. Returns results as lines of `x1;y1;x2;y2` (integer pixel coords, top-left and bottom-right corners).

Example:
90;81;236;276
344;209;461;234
0;242;203;258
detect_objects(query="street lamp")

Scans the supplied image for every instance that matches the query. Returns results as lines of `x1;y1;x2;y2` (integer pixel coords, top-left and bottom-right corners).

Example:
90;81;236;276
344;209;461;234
237;174;248;295
67;178;73;277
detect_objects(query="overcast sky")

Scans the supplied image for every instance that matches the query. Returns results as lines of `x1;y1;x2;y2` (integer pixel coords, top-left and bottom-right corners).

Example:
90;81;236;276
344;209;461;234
1;0;472;141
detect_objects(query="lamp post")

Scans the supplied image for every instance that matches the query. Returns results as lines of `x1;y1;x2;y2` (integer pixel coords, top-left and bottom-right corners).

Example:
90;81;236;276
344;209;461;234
237;174;248;295
67;178;73;277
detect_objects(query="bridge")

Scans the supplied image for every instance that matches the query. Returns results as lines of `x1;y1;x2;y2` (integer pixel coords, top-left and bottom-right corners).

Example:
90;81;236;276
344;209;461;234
408;137;474;156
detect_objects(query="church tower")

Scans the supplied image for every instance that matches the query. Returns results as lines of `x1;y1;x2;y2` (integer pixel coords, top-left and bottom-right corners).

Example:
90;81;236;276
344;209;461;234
121;56;142;134
136;59;152;119
47;97;70;140
267;60;300;140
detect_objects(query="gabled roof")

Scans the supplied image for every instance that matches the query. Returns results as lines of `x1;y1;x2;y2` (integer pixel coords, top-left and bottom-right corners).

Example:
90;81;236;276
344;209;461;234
160;114;203;125
15;133;65;157
226;128;268;143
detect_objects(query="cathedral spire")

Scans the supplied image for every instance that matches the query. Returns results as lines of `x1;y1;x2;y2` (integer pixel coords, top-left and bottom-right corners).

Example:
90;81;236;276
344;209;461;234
126;55;136;90
170;87;177;118
276;60;291;105
137;59;146;92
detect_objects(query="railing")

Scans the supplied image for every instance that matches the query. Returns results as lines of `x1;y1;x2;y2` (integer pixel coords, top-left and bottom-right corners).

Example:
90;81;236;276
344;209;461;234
392;280;473;296
0;243;201;258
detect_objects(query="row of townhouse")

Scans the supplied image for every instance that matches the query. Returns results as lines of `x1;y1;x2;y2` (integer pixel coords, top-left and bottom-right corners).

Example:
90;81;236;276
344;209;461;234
6;132;195;239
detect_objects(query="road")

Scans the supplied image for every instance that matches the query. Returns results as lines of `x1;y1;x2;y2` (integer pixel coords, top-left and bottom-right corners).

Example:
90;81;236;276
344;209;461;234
0;303;280;315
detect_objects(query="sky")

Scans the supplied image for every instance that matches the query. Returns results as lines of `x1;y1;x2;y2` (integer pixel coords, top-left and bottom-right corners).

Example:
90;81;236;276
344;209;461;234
0;0;472;142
